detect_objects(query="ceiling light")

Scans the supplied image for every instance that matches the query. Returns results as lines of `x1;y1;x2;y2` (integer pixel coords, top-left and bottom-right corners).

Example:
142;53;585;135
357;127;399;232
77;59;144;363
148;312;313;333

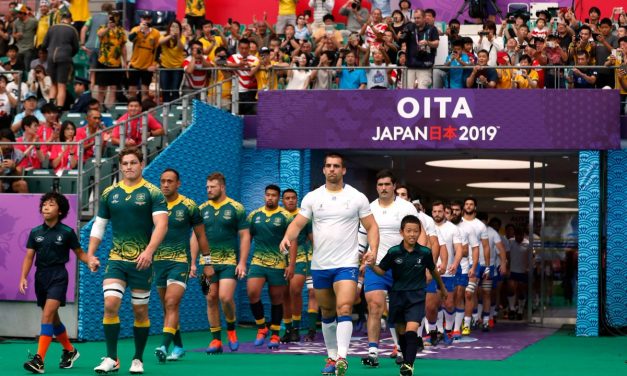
426;159;544;169
514;207;579;212
415;169;422;173
467;182;565;189
495;197;576;203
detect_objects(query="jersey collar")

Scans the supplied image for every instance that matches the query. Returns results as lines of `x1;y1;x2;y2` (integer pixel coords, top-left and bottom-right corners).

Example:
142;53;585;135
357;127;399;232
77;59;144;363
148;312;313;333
261;206;281;216
167;194;185;210
119;178;146;194
207;197;232;210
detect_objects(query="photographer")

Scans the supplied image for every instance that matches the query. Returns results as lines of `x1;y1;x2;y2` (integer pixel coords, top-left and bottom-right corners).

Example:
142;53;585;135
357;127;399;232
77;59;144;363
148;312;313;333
94;12;127;108
339;1;369;34
466;49;497;89
309;0;335;30
159;21;186;103
128;12;161;100
567;25;596;65
399;9;439;89
474;21;502;66
513;54;539;89
544;35;567;88
310;51;336;89
446;18;462;45
444;39;470;89
199;19;226;61
607;37;627;114
566;50;597;89
500;13;527;41
594;18;619;89
227;38;260;115
360;8;388;50
183;40;212;92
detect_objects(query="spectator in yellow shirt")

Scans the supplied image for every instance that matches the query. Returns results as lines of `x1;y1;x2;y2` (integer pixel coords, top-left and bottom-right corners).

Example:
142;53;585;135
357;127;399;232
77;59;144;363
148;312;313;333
513;55;539;89
35;1;52;48
185;0;206;33
128;12;161;100
199;20;226;62
277;0;298;35
159;20;186;102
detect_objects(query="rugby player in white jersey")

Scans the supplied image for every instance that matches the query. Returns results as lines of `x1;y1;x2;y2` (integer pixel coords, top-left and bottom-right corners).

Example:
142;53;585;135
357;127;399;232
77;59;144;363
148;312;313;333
280;153;379;376
358;170;418;367
483;216;508;329
450;201;479;338
430;201;463;344
461;197;492;332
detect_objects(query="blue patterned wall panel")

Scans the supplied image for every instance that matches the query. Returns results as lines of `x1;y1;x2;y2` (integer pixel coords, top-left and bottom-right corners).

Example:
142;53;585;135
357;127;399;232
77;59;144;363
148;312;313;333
606;150;627;328
576;151;600;337
236;149;281;323
78;101;244;340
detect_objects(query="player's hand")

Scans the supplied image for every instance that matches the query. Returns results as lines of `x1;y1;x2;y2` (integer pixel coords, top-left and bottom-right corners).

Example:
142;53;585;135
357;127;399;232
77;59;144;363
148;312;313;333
279;238;291;254
499;263;507;275
88;256;100;272
202;265;214;280
235;263;247;279
362;250;376;266
136;251;153;270
439;289;448;301
189;263;198;278
447;264;456;276
19;278;28;294
284;265;295;281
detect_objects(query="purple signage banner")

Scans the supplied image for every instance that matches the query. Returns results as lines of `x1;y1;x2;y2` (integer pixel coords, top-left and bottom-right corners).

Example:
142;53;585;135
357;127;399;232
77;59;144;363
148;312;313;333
0;194;78;302
257;90;620;150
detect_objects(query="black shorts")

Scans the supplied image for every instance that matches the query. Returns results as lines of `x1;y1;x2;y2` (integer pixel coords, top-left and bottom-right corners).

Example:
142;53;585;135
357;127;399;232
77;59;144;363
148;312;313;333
35;266;69;307
388;290;426;324
95;61;126;87
47;61;74;84
128;65;153;87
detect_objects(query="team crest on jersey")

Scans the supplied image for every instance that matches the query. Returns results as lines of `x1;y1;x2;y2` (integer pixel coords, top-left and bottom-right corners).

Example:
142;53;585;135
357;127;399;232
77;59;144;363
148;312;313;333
223;209;232;220
135;193;146;205
175;209;185;221
35;236;45;242
415;257;423;265
111;193;120;204
394;257;404;264
55;235;63;244
273;217;282;226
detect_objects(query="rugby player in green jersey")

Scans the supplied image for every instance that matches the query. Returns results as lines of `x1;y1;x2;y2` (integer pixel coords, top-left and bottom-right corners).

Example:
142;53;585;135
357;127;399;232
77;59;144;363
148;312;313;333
280;188;318;343
198;172;251;353
88;147;168;374
246;184;297;349
154;168;213;362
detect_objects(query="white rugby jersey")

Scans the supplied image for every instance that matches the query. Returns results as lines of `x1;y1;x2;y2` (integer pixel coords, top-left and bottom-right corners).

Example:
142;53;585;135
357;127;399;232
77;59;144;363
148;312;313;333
508;238;529;274
418;212;438;238
358;197;418;264
457;220;478;273
487;226;504;267
299;184;371;270
435;220;463;276
462;217;490;266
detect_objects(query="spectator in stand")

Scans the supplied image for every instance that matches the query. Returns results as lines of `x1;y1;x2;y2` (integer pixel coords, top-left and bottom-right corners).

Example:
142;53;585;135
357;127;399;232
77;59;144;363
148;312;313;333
29;48;48;73
38;103;61;156
35;1;51;49
568;25;596;65
49;121;78;174
0;20;10;58
501;13;526;41
466;49;497;89
313;14;343;47
513;24;530;49
0;128;28;193
81;3;116;89
616;25;626;39
444;39;470;89
12;4;38;74
256;47;280;92
183;40;212;92
212;47;233;110
70;0;90;31
544;35;567;88
95;12;127;109
390;9;407;40
11;93;45;135
399;0;413;22
594;18;618;89
530;13;550;40
41;11;79;109
277;0;298;35
474;21;502;66
587;6;601;32
400;9;439;89
310;51;336;89
185;0;206;33
286;54;312;90
339;1;369;34
6;45;26;74
111;97;163;146
15;115;45;170
70;77;92;113
295;13;313;41
337;50;367;89
225;21;241;56
566;51;597;89
513;54;539;89
314;34;341;62
424;8;441;34
446;18;462;45
250;14;275;48
7;69;28;102
199;20;226;61
556;20;573;50
27;65;52;106
503;37;521;66
280;24;301;57
83;99;113;127
381;30;398;64
608;37;627;114
525;37;548;89
360;9;388;51
292;39;316;66
309;0;335;30
390;50;407;89
227;38;260;115
114;0;135;30
0;75;17;130
496;51;514;89
366;47;391;89
75;108;111;161
128;12;161;100
159;20;186;103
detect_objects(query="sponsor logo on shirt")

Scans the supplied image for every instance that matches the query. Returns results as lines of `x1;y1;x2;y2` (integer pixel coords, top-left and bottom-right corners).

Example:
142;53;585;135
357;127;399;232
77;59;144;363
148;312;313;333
395;257;403;264
55;235;64;245
112;193;120;204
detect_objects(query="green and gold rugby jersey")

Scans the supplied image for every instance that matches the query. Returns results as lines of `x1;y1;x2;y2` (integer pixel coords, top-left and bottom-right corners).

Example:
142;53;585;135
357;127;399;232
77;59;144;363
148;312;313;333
248;206;293;269
288;208;313;263
154;194;203;263
198;197;249;265
98;179;167;261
